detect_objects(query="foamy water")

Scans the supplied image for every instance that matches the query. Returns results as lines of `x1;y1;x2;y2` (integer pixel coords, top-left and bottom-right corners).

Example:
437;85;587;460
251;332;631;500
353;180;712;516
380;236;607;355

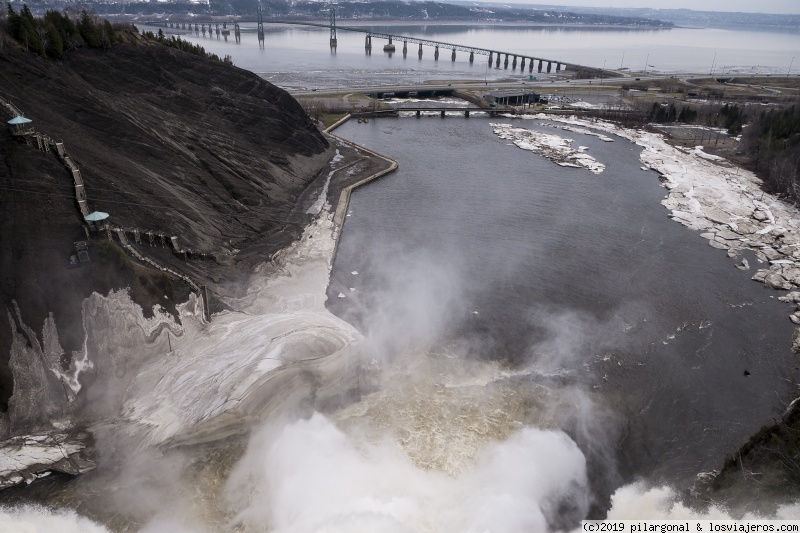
225;412;589;533
0;505;111;533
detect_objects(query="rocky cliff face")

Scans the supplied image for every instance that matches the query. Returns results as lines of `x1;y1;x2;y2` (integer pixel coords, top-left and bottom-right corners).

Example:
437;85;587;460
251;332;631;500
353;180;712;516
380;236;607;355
0;32;334;458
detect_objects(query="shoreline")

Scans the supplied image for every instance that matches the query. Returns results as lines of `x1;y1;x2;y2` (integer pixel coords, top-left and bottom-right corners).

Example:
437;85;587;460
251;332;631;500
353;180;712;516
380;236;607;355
322;115;399;260
502;112;800;352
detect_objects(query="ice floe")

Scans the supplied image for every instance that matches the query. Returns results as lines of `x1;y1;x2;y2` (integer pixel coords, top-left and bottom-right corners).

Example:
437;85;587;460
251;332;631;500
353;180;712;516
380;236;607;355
490;123;605;174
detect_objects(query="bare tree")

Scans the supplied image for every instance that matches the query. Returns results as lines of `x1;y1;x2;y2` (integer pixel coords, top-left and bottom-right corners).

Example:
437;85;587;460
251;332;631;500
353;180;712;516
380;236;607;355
37;24;48;51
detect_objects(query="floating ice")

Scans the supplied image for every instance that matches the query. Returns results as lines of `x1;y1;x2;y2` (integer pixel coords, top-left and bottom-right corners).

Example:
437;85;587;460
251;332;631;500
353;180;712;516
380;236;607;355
490;123;605;174
526;113;800;331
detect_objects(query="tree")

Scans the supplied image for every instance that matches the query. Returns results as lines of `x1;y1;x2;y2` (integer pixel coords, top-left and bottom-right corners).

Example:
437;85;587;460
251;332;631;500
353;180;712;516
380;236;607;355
78;10;100;48
45;21;63;58
678;106;697;123
45;10;82;51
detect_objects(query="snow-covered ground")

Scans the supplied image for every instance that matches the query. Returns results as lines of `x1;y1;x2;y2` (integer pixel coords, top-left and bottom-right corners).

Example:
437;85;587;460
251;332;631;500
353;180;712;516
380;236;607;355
110;209;362;449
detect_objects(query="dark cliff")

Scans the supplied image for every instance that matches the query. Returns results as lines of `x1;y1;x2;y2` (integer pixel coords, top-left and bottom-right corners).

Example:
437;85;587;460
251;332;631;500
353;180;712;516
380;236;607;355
0;31;333;428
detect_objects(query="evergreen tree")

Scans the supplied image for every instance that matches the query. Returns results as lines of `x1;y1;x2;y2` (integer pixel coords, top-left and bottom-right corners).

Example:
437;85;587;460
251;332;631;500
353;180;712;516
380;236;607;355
45;21;63;58
78;10;100;48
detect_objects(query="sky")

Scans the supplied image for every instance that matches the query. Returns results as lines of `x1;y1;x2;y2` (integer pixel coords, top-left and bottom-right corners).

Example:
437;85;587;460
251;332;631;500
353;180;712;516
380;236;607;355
480;0;800;14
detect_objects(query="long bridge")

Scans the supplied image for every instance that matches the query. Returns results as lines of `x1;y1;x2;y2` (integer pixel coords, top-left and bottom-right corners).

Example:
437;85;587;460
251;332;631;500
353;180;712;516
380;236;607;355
147;17;572;74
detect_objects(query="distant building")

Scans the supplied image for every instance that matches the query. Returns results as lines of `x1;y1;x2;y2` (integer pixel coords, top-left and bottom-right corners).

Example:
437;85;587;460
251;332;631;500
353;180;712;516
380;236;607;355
488;91;540;106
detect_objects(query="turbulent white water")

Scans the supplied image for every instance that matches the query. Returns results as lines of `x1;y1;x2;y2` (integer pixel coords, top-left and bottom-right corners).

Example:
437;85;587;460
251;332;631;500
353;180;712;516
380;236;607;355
0;505;111;533
225;413;588;533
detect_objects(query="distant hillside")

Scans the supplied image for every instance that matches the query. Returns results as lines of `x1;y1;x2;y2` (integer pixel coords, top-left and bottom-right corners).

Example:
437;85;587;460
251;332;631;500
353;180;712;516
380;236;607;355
472;4;800;31
14;0;673;27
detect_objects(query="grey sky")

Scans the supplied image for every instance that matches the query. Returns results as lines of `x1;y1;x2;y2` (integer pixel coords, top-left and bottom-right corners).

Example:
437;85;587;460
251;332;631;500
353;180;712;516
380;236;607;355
481;0;800;14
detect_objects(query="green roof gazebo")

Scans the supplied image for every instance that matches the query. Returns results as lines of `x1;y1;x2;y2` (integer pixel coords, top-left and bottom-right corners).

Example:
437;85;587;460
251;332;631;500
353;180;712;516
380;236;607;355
84;211;110;232
7;116;33;137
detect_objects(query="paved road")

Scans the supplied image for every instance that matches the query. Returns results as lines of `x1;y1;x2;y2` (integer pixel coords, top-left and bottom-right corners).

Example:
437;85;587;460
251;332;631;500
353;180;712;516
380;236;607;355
290;71;800;97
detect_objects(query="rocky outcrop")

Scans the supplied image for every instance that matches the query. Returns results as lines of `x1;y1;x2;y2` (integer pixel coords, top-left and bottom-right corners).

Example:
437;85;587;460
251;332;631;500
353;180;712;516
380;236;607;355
0;433;94;490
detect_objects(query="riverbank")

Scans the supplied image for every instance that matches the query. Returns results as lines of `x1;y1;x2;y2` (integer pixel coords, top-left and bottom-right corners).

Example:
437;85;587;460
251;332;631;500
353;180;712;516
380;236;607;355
501;113;800;350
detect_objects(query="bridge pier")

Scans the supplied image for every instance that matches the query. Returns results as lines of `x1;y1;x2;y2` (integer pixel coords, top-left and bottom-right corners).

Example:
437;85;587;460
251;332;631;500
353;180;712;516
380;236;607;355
329;6;337;49
201;24;206;36
195;24;199;35
222;22;230;41
520;57;525;70
235;23;240;43
434;45;439;61
488;52;493;65
451;49;456;62
416;110;421;118
504;54;509;69
495;54;500;68
469;51;474;63
538;59;543;73
215;24;220;38
547;61;552;73
418;43;423;59
182;23;186;30
440;110;445;118
258;4;265;47
512;55;517;69
465;109;470;118
557;62;562;71
403;41;407;57
529;59;534;73
365;34;372;54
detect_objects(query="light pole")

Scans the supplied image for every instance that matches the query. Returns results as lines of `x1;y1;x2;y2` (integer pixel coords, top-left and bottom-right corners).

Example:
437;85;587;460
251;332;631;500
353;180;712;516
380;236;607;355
709;52;717;76
789;56;795;76
644;53;649;75
620;51;625;70
600;59;605;100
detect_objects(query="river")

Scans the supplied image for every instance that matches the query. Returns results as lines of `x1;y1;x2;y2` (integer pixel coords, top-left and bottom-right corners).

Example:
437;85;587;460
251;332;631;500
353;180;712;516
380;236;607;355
157;22;800;89
325;114;797;504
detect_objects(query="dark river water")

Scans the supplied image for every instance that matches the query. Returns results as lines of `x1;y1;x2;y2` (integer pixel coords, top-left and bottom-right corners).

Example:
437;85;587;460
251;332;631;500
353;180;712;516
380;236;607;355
326;115;798;494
